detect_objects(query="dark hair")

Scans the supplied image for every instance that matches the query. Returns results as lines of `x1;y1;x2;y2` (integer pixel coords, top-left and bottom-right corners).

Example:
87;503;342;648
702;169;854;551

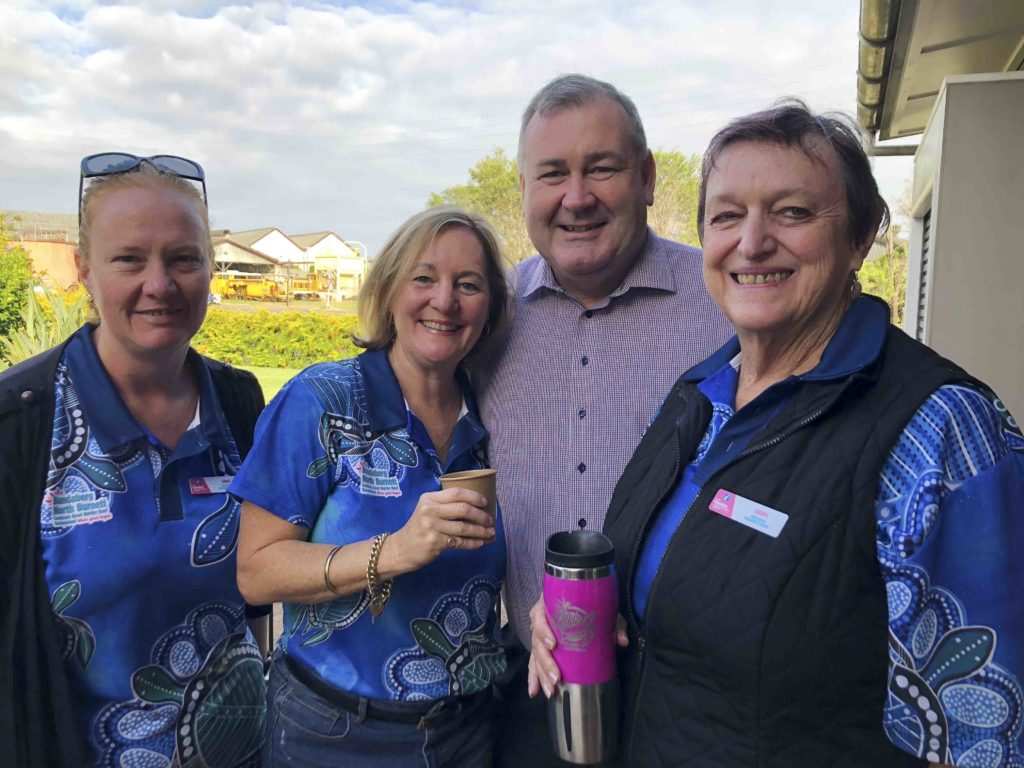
518;73;647;166
697;99;889;248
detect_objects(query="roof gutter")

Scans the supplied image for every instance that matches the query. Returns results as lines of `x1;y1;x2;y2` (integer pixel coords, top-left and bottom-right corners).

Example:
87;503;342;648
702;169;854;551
857;0;899;132
858;0;918;155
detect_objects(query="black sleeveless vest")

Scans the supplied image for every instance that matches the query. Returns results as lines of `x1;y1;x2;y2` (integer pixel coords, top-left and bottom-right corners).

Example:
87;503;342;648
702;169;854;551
604;326;975;767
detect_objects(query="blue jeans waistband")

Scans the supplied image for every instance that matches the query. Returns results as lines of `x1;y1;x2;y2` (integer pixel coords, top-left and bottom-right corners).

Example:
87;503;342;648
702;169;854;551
281;652;487;729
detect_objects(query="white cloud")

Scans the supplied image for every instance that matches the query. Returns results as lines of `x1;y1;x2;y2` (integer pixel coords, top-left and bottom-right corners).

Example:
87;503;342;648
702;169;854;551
0;0;906;254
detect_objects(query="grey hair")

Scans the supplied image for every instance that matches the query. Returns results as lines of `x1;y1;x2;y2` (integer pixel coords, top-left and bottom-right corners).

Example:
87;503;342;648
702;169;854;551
697;99;890;248
517;74;648;167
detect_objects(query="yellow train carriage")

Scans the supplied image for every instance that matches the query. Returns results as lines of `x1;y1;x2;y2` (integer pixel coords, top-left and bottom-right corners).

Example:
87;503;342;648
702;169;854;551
210;271;281;301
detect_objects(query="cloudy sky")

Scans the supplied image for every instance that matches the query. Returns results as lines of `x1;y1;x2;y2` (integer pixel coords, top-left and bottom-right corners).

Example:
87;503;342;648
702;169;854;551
1;0;913;256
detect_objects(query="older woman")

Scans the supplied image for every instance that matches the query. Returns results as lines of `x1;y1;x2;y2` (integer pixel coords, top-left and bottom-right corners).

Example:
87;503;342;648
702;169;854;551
232;206;511;767
0;155;267;767
530;103;1024;767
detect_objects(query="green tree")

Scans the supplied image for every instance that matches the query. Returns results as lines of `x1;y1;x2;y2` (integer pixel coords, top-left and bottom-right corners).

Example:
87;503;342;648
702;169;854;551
648;150;703;247
427;147;704;264
427;148;533;264
0;214;33;338
860;183;912;327
860;239;908;327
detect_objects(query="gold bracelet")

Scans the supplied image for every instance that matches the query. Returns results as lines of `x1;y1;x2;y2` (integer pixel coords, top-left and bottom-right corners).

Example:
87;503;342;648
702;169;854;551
367;532;393;621
323;544;344;596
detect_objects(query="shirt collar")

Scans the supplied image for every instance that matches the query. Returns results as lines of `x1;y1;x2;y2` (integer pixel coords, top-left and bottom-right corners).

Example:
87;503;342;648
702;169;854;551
357;348;408;433
64;325;145;452
63;325;234;454
190;353;235;452
356;347;485;441
683;295;891;384
520;228;677;301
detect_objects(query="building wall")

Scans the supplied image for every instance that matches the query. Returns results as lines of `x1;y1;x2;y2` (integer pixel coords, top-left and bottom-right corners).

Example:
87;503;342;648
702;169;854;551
304;234;355;260
251;230;305;263
308;236;365;298
313;253;364;297
909;73;1024;418
213;242;276;274
23;240;78;288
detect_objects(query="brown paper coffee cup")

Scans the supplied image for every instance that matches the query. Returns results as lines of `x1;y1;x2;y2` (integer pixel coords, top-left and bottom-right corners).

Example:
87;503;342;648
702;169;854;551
440;468;497;521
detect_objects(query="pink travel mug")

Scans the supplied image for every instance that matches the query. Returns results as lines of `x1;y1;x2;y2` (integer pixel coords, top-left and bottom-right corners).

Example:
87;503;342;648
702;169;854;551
543;531;618;765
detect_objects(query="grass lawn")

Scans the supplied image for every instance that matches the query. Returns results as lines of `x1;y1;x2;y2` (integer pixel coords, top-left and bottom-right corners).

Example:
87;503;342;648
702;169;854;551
241;366;300;402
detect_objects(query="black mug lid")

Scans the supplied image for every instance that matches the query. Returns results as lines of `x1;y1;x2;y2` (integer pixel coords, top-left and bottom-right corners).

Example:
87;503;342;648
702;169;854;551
545;530;614;569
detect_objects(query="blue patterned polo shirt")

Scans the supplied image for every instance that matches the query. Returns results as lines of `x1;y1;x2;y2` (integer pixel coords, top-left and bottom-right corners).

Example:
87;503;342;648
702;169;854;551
229;348;507;701
39;325;265;768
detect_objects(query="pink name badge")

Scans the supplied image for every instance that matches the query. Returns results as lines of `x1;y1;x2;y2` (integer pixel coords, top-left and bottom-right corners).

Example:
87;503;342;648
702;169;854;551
189;476;233;495
710;488;788;538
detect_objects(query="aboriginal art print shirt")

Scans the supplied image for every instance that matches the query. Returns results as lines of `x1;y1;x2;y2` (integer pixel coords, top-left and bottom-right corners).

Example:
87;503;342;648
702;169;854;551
229;349;507;700
633;299;1024;766
38;326;265;768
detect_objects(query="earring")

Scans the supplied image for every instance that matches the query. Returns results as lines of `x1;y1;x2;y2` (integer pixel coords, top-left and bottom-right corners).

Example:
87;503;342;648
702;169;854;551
849;271;862;300
481;322;491;338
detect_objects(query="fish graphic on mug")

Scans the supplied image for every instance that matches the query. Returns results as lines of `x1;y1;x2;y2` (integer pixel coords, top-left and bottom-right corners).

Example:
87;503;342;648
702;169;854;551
552;598;596;652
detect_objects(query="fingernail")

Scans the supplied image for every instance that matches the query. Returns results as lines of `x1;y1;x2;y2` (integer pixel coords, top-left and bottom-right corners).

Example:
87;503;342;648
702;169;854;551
549;670;559;684
544;637;554;650
542;681;551;698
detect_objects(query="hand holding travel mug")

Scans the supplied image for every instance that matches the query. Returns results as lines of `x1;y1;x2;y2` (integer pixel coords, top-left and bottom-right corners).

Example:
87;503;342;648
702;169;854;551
544;530;618;765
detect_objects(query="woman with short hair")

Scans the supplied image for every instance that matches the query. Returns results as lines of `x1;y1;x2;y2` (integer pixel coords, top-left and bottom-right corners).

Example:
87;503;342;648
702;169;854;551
530;102;1024;767
0;154;268;767
233;205;512;767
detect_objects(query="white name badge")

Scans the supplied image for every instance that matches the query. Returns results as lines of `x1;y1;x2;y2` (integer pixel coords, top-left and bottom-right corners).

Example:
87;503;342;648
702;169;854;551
189;476;233;495
709;488;789;538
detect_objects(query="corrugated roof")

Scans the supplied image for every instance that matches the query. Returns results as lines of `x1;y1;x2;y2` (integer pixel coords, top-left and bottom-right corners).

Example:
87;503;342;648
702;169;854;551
211;236;281;264
290;231;333;248
1;209;79;244
227;227;279;247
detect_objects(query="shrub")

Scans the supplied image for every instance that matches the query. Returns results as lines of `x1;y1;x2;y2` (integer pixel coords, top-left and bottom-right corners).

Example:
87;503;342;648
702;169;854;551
193;308;362;368
1;284;92;368
0;220;33;338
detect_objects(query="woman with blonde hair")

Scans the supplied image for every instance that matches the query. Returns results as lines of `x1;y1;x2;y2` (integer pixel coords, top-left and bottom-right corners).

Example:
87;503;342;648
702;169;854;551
0;154;268;767
233;205;512;767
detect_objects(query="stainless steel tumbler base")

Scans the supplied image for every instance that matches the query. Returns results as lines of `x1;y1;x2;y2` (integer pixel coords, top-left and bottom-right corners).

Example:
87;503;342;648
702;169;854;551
547;680;618;765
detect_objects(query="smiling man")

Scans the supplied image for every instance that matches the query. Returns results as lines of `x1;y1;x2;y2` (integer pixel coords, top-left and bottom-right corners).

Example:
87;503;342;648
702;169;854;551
478;74;733;766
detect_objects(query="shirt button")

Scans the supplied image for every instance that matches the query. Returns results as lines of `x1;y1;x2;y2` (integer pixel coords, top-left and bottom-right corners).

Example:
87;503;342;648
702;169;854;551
20;389;38;405
578;463;586;473
581;356;589;366
578;518;587;529
578;408;586;419
584;310;594;318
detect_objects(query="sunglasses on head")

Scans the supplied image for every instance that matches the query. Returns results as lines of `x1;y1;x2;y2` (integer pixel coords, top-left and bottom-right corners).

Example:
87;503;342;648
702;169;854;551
79;152;207;214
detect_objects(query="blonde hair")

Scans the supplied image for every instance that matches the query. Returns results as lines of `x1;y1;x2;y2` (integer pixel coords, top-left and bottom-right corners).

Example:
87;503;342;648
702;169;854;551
78;162;212;266
356;206;511;367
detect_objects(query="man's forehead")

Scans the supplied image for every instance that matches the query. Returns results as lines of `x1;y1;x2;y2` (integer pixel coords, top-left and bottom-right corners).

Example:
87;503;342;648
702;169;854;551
521;98;632;161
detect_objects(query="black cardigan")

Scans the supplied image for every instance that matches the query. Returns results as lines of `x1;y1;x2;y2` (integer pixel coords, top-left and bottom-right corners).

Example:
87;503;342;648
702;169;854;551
0;331;264;767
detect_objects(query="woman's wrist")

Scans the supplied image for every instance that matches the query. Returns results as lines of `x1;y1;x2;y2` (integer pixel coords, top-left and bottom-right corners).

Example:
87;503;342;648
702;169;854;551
374;529;409;580
366;533;393;620
323;544;344;595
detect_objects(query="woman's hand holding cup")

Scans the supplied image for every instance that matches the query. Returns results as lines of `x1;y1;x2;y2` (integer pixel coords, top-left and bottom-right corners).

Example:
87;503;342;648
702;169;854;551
440;468;497;542
390;488;495;572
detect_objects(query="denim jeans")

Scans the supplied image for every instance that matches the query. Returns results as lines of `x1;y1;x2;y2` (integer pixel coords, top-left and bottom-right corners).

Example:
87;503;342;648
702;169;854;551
263;653;493;767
